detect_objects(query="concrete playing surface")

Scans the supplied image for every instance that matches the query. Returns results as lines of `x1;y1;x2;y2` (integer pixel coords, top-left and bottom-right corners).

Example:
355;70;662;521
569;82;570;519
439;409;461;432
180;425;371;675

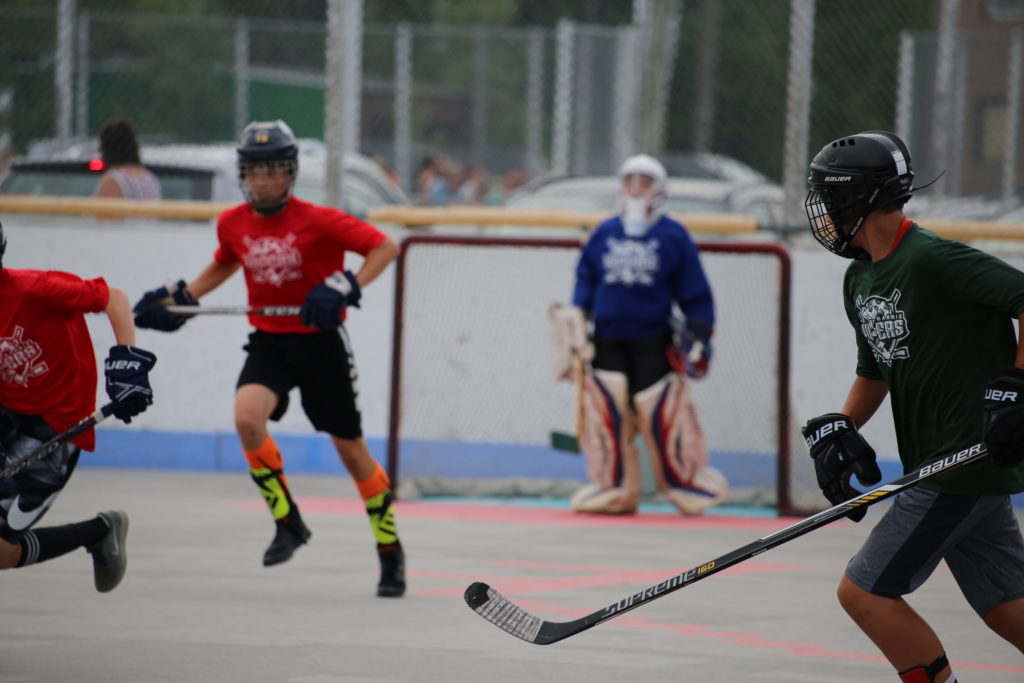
1;469;1022;682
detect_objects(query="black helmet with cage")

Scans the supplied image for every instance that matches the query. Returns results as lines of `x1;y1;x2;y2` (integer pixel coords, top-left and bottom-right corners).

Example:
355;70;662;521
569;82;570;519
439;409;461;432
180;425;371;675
236;119;299;215
805;130;914;258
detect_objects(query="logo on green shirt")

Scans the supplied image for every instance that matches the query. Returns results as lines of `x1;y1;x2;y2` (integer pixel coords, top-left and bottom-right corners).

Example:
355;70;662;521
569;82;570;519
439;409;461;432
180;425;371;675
855;289;910;366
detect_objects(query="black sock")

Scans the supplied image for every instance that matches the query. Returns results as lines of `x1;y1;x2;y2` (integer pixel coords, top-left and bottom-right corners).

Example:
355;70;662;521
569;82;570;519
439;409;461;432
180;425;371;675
16;517;108;568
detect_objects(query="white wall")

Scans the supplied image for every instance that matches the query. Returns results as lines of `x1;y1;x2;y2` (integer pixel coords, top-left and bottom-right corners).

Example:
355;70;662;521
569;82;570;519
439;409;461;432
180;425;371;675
22;212;1021;465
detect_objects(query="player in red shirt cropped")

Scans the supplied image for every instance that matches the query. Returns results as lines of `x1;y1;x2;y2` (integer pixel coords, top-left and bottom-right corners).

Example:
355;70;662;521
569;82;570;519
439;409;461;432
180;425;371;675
0;219;157;592
132;120;405;596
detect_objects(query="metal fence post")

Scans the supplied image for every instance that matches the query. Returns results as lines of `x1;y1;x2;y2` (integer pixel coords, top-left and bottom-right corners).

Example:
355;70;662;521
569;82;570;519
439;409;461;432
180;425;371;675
930;0;959;199
55;0;75;152
234;17;250;138
526;27;546;175
75;9;89;140
394;22;413;193
551;19;574;177
1004;31;1022;199
895;30;914;145
782;0;815;227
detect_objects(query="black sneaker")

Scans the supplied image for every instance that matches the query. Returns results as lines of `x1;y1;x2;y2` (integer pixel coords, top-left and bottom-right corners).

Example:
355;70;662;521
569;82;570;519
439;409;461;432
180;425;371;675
89;510;129;593
377;544;406;597
262;517;311;567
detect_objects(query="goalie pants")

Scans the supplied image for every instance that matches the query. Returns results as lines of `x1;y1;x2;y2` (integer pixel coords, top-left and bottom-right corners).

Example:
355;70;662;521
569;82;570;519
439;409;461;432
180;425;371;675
845;487;1024;616
592;330;671;394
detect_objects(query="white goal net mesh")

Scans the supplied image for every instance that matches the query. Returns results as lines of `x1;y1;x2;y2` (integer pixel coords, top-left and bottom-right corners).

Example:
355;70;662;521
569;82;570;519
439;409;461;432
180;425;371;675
387;235;821;514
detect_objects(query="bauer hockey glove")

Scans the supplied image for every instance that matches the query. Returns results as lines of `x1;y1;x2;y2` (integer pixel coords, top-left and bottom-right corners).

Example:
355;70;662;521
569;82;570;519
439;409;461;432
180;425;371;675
300;270;361;329
801;413;882;522
982;366;1024;467
132;279;197;332
104;345;157;424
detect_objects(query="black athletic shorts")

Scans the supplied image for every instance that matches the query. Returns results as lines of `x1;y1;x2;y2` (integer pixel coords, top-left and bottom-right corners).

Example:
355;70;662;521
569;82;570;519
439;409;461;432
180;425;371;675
237;328;363;439
593;330;673;395
0;407;81;543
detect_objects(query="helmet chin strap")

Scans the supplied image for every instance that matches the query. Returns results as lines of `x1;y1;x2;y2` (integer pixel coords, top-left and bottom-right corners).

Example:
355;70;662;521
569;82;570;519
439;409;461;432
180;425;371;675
251;195;290;216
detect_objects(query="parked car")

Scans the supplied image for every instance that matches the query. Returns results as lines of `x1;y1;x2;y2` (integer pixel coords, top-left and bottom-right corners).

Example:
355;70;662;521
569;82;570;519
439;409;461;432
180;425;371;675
505;175;787;229
0;139;408;218
662;151;771;185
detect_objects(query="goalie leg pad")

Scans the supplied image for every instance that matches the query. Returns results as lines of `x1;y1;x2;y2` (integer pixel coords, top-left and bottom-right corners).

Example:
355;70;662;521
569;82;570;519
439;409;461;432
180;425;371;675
634;373;728;516
572;370;641;514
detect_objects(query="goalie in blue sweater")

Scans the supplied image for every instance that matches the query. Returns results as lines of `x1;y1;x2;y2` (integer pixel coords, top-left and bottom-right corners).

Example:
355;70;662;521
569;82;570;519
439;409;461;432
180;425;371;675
553;154;728;515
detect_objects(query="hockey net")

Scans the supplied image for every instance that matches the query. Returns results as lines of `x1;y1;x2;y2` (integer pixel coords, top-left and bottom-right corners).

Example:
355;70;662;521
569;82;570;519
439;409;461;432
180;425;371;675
387;234;821;515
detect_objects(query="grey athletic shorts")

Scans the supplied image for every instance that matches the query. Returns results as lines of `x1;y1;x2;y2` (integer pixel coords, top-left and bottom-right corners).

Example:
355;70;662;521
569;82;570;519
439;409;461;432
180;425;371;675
845;487;1024;616
0;408;80;543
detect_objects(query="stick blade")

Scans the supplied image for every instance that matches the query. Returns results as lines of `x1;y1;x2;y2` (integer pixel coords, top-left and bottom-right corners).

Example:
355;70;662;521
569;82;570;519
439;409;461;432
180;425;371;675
464;582;545;644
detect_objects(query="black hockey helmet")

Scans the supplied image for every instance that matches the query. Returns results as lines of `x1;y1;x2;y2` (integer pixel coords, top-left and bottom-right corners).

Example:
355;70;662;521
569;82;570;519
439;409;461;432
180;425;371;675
236;120;299;214
0;219;5;269
805;130;914;258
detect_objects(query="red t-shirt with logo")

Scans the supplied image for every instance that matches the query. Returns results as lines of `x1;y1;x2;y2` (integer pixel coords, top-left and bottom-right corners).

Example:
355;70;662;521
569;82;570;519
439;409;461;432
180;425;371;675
214;198;387;333
0;269;109;450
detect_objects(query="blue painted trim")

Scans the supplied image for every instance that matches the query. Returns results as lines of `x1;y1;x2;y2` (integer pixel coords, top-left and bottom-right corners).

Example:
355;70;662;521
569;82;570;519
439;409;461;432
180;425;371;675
83;429;1023;508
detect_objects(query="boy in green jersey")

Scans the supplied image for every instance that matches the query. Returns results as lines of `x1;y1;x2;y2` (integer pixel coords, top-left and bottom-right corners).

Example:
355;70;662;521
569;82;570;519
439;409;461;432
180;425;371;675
800;130;1024;682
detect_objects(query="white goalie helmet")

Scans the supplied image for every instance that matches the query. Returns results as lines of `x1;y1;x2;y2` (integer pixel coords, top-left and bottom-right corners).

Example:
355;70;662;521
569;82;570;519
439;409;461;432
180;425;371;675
618;154;668;237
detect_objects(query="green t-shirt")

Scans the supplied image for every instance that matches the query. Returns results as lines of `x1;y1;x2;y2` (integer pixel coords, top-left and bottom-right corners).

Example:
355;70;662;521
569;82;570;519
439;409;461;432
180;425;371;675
843;223;1024;494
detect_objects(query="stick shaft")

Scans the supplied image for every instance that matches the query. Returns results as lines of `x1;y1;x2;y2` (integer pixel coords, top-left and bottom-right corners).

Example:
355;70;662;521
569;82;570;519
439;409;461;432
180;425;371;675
165;305;301;316
0;403;115;480
466;441;991;644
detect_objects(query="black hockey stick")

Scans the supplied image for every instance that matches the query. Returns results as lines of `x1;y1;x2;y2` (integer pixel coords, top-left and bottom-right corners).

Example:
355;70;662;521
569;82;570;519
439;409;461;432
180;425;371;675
465;441;991;645
0;402;116;481
165;305;301;316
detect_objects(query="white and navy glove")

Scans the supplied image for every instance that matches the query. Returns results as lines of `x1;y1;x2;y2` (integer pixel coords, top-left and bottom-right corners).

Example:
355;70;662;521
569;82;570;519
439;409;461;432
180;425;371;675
301;270;361;329
104;345;157;424
133;279;197;332
801;413;881;522
670;318;713;379
983;367;1024;467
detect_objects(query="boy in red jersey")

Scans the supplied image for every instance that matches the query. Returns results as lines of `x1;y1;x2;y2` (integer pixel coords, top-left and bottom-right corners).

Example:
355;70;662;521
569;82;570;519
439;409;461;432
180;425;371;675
0;219;157;592
133;120;405;597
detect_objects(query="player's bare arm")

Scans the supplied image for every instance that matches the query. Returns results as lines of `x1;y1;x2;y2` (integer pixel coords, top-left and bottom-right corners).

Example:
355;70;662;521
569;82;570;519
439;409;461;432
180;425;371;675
841;375;889;428
187;260;242;299
353;236;399;288
104;286;137;347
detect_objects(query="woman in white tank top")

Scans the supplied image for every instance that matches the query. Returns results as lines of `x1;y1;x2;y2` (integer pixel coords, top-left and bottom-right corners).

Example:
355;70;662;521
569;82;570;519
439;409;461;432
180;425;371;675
93;118;162;200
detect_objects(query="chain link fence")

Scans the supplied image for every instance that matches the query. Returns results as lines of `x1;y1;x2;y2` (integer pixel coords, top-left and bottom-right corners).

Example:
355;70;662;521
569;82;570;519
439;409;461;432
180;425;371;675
1;0;1022;223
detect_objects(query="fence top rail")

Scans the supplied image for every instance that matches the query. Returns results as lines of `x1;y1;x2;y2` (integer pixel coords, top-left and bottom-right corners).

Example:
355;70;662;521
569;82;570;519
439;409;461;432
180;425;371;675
2;195;1023;242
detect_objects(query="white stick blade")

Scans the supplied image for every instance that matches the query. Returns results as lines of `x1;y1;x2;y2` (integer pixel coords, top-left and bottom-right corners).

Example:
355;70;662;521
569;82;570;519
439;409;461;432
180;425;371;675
464;582;543;643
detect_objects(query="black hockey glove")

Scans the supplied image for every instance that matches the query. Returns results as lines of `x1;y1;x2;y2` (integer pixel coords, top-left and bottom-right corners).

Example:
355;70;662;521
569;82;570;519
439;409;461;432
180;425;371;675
133;279;197;332
982;366;1024;467
300;270;361;329
104;345;157;424
801;413;882;522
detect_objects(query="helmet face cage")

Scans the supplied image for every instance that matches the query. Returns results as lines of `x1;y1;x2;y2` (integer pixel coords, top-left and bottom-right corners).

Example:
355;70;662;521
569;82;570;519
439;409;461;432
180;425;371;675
804;132;914;258
236;120;299;212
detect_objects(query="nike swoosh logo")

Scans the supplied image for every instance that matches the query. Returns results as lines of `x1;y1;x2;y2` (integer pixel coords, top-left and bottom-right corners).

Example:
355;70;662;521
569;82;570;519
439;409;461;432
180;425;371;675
5;492;59;531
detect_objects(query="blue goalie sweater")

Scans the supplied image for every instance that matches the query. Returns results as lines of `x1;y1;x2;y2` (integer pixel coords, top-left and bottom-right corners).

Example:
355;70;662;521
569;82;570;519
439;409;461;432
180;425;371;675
572;214;715;340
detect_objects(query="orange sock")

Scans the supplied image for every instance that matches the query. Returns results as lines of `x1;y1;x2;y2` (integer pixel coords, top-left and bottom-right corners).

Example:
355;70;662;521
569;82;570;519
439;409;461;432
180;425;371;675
243;435;288;489
356;462;399;547
355;461;390;501
244;435;294;521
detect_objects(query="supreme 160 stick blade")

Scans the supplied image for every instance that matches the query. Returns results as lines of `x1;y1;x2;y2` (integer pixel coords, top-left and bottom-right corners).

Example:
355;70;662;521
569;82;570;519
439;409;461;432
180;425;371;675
465;442;990;645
